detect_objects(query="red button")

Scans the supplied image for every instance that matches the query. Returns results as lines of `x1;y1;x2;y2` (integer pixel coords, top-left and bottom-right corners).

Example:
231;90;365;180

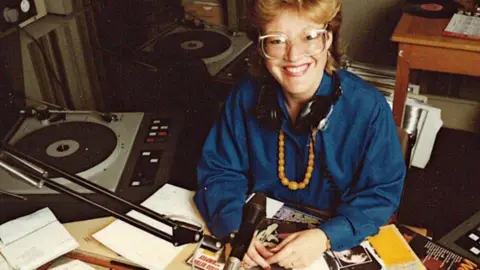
146;138;155;143
158;132;168;136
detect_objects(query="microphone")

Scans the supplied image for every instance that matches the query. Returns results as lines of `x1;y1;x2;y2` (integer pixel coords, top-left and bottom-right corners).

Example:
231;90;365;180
223;193;267;270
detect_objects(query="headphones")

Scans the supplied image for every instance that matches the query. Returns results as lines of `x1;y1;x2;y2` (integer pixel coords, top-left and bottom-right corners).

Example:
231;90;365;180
254;72;343;135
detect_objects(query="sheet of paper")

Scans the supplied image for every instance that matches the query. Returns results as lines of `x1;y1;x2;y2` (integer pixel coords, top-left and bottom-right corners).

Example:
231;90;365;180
0;254;12;270
62;217;132;264
266;198;283;218
0;208;79;270
49;260;96;270
93;184;204;270
246;193;284;219
0;208;57;245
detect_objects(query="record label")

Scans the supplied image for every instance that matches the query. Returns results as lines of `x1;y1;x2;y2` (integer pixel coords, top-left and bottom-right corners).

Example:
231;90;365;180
420;3;444;11
155;30;232;61
404;2;458;18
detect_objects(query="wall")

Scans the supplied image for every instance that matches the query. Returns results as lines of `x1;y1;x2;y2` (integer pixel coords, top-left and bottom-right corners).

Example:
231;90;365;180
340;0;405;67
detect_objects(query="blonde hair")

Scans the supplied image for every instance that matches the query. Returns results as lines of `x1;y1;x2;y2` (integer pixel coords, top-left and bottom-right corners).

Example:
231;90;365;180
247;0;343;75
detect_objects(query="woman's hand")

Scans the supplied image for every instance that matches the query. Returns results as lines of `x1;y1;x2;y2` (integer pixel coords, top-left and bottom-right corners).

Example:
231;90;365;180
266;229;329;269
242;238;274;269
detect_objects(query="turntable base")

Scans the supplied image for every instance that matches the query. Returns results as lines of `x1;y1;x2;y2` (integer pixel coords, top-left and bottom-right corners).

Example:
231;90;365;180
0;108;186;224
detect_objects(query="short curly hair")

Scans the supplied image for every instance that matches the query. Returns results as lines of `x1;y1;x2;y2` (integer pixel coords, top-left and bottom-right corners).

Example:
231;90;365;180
247;0;343;75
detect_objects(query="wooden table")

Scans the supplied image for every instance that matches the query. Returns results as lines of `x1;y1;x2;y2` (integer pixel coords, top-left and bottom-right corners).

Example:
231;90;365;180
391;13;480;126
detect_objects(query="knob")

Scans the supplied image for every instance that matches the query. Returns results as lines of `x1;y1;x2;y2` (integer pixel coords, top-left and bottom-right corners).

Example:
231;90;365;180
3;7;19;23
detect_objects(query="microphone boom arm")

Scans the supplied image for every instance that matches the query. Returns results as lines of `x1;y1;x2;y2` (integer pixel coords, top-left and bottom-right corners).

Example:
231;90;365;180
0;143;203;247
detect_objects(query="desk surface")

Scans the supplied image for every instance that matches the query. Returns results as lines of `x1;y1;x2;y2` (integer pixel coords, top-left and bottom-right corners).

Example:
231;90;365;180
62;216;207;270
392;14;480;52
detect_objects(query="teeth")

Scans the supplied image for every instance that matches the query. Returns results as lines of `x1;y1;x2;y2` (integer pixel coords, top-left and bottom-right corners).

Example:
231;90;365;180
285;65;308;74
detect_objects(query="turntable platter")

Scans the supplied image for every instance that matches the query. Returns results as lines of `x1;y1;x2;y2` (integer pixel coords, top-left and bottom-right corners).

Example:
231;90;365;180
13;122;117;177
155;30;232;61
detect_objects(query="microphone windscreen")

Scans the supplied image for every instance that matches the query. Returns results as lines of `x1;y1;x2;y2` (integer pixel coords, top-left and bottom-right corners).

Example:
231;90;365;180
229;193;267;260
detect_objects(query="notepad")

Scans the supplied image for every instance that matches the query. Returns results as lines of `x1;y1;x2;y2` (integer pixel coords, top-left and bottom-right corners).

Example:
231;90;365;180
0;208;79;270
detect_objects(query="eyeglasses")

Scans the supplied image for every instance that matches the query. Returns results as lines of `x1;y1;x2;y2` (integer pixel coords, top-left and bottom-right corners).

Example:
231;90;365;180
258;27;328;60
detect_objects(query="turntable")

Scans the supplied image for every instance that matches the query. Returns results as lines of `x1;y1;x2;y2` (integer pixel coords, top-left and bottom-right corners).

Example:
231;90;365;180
144;25;252;77
0;107;185;223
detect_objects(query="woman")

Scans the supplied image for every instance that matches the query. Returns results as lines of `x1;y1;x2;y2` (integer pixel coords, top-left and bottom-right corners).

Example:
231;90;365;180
194;0;406;269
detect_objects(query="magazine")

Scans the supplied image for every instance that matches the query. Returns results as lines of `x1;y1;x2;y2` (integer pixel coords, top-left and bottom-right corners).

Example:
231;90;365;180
368;224;425;270
253;218;383;270
272;204;328;226
398;225;480;270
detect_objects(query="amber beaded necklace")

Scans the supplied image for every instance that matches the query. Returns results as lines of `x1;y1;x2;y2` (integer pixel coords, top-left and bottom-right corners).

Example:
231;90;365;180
278;129;316;190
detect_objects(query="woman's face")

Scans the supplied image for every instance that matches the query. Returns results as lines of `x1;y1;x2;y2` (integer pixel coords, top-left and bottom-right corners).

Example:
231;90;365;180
262;9;332;99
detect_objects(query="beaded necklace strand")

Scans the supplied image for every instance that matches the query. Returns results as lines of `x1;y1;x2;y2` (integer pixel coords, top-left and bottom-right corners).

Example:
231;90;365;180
278;129;316;190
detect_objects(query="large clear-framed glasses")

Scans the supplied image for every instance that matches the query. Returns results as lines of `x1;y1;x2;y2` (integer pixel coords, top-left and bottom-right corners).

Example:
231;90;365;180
258;27;328;60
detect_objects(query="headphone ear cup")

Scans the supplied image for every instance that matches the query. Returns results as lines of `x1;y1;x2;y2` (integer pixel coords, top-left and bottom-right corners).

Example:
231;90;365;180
292;96;334;135
254;84;283;131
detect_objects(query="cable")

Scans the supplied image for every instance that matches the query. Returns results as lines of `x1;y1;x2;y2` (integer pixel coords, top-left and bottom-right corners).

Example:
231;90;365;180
18;27;73;109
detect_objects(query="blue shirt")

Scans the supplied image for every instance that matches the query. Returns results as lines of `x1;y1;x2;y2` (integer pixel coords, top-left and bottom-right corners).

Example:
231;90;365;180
193;70;406;251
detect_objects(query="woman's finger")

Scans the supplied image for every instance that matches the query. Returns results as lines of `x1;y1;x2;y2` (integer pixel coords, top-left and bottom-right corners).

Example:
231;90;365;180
243;253;257;269
254;240;274;258
267;244;295;265
247;244;271;269
270;233;298;252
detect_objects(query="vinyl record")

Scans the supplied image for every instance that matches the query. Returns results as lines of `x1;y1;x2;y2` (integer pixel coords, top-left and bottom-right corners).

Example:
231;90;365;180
403;2;458;18
154;30;232;60
13;122;117;177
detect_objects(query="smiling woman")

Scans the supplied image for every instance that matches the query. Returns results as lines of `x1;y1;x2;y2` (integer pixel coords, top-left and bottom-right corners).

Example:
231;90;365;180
193;0;406;269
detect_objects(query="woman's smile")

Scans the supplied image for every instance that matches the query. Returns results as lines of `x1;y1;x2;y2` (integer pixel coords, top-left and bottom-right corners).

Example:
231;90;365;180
283;63;311;77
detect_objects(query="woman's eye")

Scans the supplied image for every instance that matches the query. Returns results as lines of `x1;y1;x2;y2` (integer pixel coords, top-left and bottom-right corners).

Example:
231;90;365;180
306;32;319;40
269;38;286;45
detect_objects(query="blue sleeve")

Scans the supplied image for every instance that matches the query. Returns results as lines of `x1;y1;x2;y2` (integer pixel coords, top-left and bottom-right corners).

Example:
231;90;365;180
318;95;406;251
193;83;250;239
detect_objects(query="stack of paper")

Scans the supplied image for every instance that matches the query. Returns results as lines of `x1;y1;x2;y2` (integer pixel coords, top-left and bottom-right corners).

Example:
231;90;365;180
0;208;79;270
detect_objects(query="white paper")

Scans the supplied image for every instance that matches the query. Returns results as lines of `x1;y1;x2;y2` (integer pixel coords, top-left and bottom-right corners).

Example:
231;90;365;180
445;14;480;37
0;208;57;245
0;208;79;270
385;96;443;169
246;193;283;219
0;255;12;270
266;198;283;218
49;260;96;270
